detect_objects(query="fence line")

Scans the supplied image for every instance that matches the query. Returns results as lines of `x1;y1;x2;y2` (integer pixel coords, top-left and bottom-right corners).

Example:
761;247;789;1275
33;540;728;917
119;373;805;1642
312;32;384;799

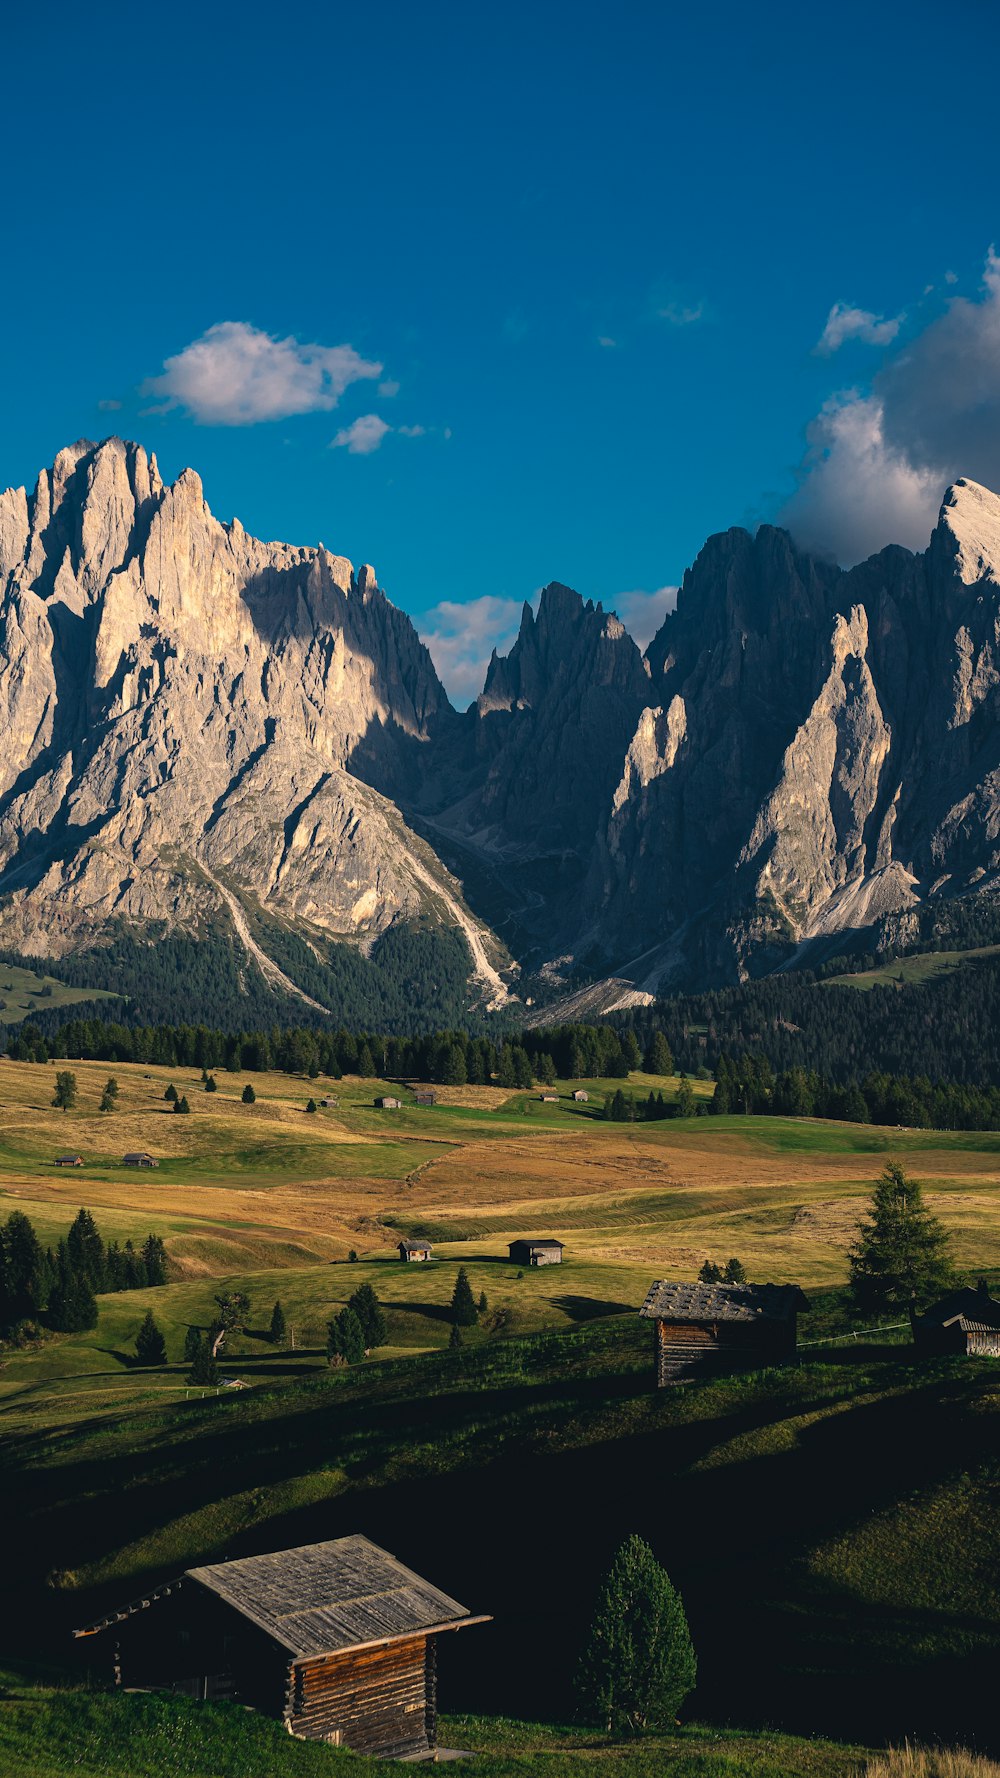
799;1321;910;1348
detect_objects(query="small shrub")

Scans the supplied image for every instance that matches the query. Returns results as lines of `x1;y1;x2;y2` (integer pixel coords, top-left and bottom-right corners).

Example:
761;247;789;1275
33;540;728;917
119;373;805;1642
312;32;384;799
242;1083;256;1104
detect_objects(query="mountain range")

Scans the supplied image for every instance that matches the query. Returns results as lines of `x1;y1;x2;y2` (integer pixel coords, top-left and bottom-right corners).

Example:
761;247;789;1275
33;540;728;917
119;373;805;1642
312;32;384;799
1;436;999;1023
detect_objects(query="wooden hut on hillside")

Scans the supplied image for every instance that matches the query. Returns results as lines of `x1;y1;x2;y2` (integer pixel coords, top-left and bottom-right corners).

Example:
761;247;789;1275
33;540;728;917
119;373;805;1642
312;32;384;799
508;1238;564;1267
398;1238;433;1262
413;1089;437;1106
640;1279;809;1386
913;1285;1000;1357
54;1153;84;1167
374;1096;401;1110
74;1535;488;1757
572;1089;589;1102
122;1151;159;1168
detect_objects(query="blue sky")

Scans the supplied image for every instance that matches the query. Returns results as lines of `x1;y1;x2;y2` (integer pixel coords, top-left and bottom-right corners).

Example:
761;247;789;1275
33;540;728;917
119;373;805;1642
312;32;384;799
3;0;1000;702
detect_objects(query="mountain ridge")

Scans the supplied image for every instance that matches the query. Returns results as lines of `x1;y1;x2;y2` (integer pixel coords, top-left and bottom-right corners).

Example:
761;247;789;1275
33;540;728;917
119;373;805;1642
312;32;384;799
2;438;999;1021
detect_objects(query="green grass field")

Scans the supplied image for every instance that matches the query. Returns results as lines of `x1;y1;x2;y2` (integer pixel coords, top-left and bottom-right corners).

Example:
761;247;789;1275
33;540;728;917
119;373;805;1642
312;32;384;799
822;947;1000;991
0;963;120;1023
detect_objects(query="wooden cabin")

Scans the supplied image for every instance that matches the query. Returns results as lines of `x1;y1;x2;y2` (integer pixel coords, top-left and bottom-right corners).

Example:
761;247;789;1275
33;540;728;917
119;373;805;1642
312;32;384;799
539;1093;558;1103
413;1089;437;1106
54;1153;84;1167
74;1534;488;1758
122;1151;159;1168
508;1238;564;1267
320;1096;339;1108
398;1238;433;1262
913;1285;1000;1357
640;1279;808;1386
572;1090;589;1102
375;1096;401;1110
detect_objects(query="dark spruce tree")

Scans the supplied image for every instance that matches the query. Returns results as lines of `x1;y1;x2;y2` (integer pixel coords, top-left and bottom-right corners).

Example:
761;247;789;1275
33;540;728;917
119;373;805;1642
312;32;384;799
135;1310;167;1366
849;1161;954;1317
450;1266;478;1328
67;1209;106;1291
347;1283;387;1349
51;1070;77;1111
183;1323;202;1364
269;1300;287;1345
644;1032;673;1077
188;1335;219;1386
47;1241;98;1333
164;1083;178;1103
327;1305;365;1366
576;1534;696;1737
242;1083;256;1104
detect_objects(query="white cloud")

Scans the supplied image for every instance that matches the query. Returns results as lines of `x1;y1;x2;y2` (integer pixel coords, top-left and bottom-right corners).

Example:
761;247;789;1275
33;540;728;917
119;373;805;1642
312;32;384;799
945;269;958;285
610;585;678;648
783;248;1000;564
143;321;382;425
815;302;903;355
397;424;426;437
97;397;122;412
422;594;532;708
378;378;400;398
657;300;704;327
330;414;391;455
598;335;618;349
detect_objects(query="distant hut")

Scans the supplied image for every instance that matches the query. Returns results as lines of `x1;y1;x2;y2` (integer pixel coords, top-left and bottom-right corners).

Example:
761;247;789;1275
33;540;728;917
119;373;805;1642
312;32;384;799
73;1534;488;1757
539;1093;558;1103
640;1279;809;1386
572;1090;589;1102
320;1096;339;1108
398;1238;433;1262
54;1154;84;1167
375;1096;401;1110
122;1151;159;1169
413;1089;437;1107
508;1238;564;1267
913;1285;1000;1358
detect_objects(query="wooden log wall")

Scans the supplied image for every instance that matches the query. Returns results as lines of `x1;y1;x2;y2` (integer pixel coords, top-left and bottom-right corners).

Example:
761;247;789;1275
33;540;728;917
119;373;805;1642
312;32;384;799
288;1634;432;1756
655;1318;796;1385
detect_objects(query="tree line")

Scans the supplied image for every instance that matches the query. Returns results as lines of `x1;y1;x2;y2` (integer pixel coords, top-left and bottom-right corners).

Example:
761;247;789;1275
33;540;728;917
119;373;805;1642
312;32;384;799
710;1053;1000;1130
0;1208;167;1337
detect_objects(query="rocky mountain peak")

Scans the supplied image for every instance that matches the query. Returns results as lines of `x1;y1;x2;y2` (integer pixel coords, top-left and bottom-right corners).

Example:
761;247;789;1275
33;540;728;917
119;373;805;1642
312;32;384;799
934;477;1000;586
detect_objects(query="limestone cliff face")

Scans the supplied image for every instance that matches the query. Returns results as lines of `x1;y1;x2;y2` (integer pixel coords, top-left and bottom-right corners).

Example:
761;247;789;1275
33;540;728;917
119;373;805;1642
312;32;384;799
0;438;506;1002
3;438;1000;1010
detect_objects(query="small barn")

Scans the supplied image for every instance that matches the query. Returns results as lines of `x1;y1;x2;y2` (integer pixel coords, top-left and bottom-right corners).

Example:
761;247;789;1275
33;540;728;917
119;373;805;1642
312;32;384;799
398;1238;433;1262
375;1096;401;1110
539;1093;558;1103
74;1534;488;1757
413;1089;437;1107
320;1096;339;1108
913;1285;1000;1357
508;1238;564;1267
572;1090;589;1102
122;1151;159;1168
55;1153;84;1167
640;1279;809;1386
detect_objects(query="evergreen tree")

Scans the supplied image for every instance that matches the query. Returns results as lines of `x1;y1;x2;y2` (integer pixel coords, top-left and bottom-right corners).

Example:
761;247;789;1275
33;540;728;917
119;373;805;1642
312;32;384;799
843;1084;870;1124
306;1098;317;1113
498;1045;518;1089
675;1077;696;1118
576;1535;696;1737
644;1032;674;1076
174;1094;191;1114
164;1083;178;1102
52;1070;77;1111
698;1260;722;1283
99;1078;118;1113
621;1029;642;1070
135;1310;167;1366
348;1283;388;1349
183;1323;202;1363
141;1233;168;1287
538;1052;557;1086
356;1041;377;1077
47;1241;98;1333
449;1320;463;1349
188;1335;219;1386
442;1043;467;1086
67;1208;106;1291
1;1210;48;1322
723;1257;746;1284
242;1083;256;1104
478;1289;488;1316
327;1305;366;1365
849;1161;954;1316
347;1249;358;1264
204;1074;218;1093
269;1300;287;1345
210;1291;251;1357
450;1266;478;1327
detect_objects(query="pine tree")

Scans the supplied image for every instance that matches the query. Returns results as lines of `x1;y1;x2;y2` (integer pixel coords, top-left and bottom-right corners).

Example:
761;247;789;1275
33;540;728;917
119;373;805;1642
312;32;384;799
306;1098;318;1113
47;1241;98;1333
849;1161;954;1316
449;1320;463;1349
99;1079;117;1112
675;1078;696;1118
269;1300;287;1345
478;1289;488;1316
135;1310;167;1366
538;1052;557;1086
183;1324;202;1364
51;1070;77;1111
327;1305;365;1365
843;1084;870;1124
174;1094;190;1114
67;1209;106;1291
204;1074;218;1093
188;1335;219;1386
576;1535;696;1736
450;1267;477;1327
723;1257;746;1284
164;1083;178;1102
356;1041;377;1077
348;1283;387;1349
441;1042;467;1086
142;1234;168;1287
242;1083;256;1104
644;1032;673;1077
698;1260;722;1283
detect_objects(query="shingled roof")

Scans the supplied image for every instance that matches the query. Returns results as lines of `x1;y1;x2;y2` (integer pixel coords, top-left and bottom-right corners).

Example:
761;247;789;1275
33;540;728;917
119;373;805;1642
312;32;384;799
76;1535;484;1660
639;1280;808;1322
915;1287;1000;1332
187;1536;473;1658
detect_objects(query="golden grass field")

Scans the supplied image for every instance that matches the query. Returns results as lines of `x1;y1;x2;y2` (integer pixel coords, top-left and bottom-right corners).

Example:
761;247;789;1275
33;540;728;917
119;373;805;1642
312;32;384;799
3;1053;1000;1433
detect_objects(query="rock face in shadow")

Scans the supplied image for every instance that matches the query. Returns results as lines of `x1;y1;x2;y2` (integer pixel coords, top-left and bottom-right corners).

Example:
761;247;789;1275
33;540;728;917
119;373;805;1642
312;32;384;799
3;438;1000;1007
